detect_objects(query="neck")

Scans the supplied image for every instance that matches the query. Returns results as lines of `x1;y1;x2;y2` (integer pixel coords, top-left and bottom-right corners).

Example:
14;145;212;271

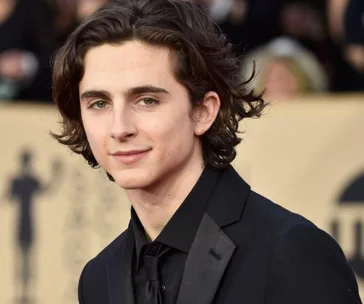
126;160;205;241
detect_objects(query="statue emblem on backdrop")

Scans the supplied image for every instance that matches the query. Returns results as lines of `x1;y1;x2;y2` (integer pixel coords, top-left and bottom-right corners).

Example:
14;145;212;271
3;148;63;304
332;172;364;281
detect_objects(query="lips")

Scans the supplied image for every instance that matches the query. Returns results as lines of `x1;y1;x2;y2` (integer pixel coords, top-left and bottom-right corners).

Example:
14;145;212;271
111;149;150;165
112;150;148;156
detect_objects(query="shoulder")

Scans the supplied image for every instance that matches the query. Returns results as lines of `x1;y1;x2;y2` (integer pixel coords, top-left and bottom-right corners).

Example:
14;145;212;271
79;230;128;282
83;229;128;269
218;167;319;243
78;230;128;303
218;169;361;302
264;222;361;302
243;193;361;302
243;191;317;236
219;166;316;234
244;192;351;268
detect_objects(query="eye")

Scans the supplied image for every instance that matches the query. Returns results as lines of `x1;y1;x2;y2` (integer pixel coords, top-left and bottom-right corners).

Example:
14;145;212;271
90;100;109;109
138;97;158;106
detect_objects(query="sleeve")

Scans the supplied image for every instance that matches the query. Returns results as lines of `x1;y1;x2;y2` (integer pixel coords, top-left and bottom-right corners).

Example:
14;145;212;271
264;224;362;304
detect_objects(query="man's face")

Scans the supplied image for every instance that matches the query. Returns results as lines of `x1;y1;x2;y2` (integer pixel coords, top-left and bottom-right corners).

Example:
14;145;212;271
76;0;108;21
263;58;301;99
345;45;364;72
79;41;204;190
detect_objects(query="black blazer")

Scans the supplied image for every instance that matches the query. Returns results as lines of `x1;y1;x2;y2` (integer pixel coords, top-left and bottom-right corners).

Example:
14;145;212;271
78;166;362;304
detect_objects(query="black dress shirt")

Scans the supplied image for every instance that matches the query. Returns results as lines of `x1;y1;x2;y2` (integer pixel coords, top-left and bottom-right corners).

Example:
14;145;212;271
131;166;223;303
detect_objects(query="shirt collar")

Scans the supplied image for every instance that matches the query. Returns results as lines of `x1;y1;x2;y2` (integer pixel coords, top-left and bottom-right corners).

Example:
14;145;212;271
131;208;149;264
131;165;223;267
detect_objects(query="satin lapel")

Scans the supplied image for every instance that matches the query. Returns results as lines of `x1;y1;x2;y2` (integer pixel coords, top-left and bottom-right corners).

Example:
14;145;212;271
177;213;236;304
107;225;135;304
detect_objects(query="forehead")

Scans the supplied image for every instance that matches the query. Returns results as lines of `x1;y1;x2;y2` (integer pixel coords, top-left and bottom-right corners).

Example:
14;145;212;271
79;41;178;93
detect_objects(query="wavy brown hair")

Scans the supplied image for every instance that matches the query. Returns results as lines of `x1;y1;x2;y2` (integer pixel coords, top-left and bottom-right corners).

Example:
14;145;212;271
52;0;266;174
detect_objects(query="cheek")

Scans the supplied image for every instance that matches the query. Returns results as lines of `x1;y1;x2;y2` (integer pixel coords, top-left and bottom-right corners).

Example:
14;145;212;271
84;124;108;156
153;113;194;153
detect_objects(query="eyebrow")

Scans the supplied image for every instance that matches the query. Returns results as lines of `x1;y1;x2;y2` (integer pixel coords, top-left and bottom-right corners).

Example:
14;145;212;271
80;90;110;101
80;85;170;101
127;85;170;96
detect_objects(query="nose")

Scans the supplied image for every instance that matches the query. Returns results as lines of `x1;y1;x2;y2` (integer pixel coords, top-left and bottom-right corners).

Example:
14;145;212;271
110;106;137;141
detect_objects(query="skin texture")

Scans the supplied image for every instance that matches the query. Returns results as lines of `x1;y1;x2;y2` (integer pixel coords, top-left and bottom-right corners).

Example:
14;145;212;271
79;41;220;240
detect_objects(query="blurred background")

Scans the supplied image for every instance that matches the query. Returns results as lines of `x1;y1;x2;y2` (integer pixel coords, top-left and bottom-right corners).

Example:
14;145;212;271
0;0;364;303
0;0;363;102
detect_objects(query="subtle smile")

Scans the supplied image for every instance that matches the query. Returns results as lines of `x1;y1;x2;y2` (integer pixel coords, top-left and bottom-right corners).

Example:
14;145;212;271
110;149;151;165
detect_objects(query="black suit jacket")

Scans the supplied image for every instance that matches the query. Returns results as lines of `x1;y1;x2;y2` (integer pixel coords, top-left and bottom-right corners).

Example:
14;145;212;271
78;166;362;303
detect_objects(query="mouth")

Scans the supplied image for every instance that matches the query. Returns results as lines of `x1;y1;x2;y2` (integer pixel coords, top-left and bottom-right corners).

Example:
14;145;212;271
110;149;151;165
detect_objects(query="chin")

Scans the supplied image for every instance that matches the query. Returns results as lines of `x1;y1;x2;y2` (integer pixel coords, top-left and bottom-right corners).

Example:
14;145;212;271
111;168;155;190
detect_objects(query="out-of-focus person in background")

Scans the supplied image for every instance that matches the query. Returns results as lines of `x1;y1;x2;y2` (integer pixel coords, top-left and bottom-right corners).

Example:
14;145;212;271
51;0;110;45
190;0;352;94
0;0;57;102
327;0;364;91
242;37;328;101
278;1;336;88
343;0;364;90
0;0;110;103
1;0;359;102
50;0;78;45
76;0;109;22
187;0;285;54
327;0;350;43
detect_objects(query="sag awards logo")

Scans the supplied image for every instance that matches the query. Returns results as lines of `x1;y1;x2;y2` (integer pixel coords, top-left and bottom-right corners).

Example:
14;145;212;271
4;148;62;304
331;172;364;281
5;148;121;304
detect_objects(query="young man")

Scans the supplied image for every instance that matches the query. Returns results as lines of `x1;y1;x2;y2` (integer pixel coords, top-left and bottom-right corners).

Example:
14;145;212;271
52;0;362;303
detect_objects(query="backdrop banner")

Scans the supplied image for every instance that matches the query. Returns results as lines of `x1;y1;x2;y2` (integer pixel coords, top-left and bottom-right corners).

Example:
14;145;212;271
1;96;364;303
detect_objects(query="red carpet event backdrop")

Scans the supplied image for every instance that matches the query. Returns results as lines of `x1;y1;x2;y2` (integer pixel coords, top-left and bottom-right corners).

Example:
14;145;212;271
1;95;364;303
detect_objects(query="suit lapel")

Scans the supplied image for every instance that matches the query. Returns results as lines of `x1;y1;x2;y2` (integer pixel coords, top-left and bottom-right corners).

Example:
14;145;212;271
177;213;236;304
177;165;251;304
107;223;135;304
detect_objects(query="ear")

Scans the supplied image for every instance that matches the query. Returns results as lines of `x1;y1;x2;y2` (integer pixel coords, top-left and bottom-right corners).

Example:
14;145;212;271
193;91;221;136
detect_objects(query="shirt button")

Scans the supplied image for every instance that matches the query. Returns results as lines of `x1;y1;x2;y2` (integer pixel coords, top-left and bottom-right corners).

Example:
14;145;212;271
161;284;166;291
